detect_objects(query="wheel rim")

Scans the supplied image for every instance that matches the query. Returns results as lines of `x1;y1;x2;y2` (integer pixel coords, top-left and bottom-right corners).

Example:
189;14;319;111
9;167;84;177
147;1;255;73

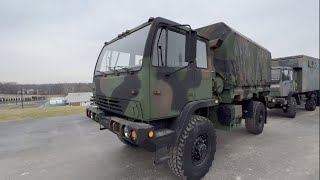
191;133;209;166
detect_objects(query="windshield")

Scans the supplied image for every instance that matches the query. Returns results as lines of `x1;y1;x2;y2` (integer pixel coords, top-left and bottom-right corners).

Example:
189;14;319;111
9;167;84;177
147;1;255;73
271;69;281;80
95;25;151;75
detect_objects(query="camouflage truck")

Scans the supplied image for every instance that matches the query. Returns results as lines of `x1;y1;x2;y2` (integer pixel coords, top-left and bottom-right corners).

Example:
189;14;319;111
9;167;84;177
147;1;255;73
86;17;271;179
267;55;320;118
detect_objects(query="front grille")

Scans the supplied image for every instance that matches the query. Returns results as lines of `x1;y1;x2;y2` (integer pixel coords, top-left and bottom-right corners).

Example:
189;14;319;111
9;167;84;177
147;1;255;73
94;96;123;114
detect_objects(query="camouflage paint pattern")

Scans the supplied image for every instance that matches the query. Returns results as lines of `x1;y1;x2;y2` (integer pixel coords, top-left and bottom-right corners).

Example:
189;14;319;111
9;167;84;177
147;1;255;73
92;18;271;123
272;55;319;93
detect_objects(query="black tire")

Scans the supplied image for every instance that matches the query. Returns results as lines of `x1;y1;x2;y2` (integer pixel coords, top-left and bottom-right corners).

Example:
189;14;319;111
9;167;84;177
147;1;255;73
168;115;216;180
117;135;137;147
245;101;265;134
283;97;296;118
305;94;316;111
317;96;320;106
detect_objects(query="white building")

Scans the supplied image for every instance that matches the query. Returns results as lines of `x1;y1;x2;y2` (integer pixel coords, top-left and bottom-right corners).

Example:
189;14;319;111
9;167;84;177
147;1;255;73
49;97;66;106
65;92;92;106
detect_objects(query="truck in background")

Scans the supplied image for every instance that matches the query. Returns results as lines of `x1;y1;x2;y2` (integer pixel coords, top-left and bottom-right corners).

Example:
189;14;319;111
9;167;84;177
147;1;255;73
86;17;271;179
267;55;319;118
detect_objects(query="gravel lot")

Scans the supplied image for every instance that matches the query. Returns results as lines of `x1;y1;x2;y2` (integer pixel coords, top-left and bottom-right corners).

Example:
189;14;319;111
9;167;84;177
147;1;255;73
0;106;318;180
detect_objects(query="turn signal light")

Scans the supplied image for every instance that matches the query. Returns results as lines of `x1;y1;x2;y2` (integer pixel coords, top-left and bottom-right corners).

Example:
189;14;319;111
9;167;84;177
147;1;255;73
148;130;154;138
131;130;137;139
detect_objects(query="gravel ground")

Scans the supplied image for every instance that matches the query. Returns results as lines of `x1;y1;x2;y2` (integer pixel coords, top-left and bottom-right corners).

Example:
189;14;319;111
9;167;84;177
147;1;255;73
0;105;318;180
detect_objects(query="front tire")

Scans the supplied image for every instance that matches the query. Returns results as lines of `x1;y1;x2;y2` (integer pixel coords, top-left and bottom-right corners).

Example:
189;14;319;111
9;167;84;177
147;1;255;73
245;101;265;134
283;97;296;118
168;115;216;180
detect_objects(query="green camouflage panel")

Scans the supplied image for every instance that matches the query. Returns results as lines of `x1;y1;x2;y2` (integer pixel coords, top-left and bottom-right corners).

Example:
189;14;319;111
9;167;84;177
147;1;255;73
272;55;319;93
148;47;213;120
93;66;149;120
196;22;271;103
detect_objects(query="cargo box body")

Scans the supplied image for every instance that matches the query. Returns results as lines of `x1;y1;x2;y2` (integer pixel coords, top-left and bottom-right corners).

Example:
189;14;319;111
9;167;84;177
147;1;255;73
196;23;271;103
272;55;319;93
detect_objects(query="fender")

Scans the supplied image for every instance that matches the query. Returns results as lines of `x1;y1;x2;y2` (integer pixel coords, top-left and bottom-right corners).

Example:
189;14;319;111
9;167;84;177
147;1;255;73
287;91;300;105
170;99;218;144
243;99;267;124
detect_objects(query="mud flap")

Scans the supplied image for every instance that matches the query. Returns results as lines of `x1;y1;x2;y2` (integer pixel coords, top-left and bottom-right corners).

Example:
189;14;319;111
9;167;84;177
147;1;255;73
242;100;253;119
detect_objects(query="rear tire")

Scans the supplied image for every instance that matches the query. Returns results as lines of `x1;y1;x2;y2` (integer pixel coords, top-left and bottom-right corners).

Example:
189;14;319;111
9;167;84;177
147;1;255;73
305;94;316;111
117;136;137;147
168;115;216;180
283;97;296;118
245;101;265;134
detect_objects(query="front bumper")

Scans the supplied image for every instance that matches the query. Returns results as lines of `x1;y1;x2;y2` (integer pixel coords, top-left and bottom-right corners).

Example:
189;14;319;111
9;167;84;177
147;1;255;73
86;106;175;152
266;97;287;108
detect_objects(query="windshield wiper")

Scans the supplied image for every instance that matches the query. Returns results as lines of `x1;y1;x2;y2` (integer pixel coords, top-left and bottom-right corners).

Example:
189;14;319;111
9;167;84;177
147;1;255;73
117;66;134;74
95;70;107;76
108;67;119;74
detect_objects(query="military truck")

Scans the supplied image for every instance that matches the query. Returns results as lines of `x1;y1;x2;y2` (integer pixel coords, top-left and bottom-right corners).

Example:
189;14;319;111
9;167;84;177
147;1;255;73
86;17;271;179
267;55;319;118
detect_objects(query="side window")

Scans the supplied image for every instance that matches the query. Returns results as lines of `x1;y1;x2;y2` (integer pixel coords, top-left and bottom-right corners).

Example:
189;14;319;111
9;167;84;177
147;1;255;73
135;55;143;66
288;70;293;81
167;31;187;67
152;28;166;66
196;40;207;68
152;28;187;67
282;69;289;81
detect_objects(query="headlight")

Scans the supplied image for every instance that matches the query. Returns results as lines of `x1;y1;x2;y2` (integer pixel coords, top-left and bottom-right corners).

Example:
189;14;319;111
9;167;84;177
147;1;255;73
272;99;276;103
123;126;130;138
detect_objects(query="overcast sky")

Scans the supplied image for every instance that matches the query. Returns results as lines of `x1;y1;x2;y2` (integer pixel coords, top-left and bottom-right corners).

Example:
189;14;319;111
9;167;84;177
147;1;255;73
0;0;319;84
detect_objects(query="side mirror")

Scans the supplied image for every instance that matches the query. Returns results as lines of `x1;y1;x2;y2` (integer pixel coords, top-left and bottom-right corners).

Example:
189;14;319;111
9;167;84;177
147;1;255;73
185;30;197;62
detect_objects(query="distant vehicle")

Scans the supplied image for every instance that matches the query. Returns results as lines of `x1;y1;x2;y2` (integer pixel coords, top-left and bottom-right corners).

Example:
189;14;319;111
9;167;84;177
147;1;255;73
267;55;320;118
86;17;271;179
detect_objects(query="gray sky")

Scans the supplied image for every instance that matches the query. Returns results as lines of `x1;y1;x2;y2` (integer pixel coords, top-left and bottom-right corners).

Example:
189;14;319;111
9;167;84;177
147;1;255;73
0;0;319;84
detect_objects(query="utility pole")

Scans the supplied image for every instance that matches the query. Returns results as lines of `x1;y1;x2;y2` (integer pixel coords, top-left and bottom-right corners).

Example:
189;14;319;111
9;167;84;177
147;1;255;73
21;88;24;109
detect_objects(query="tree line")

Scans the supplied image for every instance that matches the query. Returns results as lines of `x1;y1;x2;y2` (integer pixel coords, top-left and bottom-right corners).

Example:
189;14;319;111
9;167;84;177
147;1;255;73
0;82;92;95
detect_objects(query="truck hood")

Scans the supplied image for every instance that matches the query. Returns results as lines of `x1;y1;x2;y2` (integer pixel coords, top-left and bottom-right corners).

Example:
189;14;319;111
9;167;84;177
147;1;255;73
92;73;146;120
93;74;142;100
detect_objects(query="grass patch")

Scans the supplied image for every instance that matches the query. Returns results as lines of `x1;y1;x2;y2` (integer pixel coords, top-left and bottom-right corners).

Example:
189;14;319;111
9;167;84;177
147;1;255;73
0;106;86;122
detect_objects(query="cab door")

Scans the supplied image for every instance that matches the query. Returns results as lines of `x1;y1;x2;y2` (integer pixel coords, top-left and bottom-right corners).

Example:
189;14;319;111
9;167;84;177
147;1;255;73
288;69;296;92
149;27;195;120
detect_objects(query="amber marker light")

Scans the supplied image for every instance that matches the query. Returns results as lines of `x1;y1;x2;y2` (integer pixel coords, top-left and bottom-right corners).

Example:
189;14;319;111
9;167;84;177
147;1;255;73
148;130;154;138
131;130;137;139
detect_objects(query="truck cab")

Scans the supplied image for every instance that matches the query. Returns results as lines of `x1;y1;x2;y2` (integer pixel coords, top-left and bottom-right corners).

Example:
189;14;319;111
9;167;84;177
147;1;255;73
270;66;297;97
267;66;298;118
